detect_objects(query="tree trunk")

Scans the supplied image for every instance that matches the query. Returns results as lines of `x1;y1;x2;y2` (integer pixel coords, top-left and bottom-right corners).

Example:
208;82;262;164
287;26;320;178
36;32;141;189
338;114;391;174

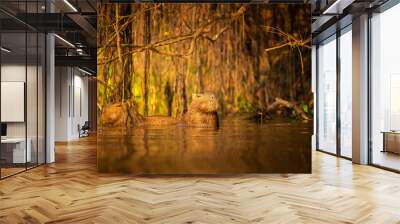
130;5;136;104
143;5;151;116
115;4;125;102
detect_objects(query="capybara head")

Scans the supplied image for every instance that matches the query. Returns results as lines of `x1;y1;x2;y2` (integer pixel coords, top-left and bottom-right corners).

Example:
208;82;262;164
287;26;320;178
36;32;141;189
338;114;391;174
189;93;219;113
101;102;126;127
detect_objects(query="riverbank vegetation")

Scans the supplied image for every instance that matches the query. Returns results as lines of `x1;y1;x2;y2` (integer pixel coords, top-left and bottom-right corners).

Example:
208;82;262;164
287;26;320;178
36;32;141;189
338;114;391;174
97;3;312;123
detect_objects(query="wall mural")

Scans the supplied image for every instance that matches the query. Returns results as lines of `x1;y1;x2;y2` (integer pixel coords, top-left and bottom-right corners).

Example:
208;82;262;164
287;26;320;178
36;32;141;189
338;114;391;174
97;3;312;174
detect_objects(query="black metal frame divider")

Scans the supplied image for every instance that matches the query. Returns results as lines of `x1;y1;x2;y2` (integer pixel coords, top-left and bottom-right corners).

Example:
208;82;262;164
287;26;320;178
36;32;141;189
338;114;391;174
0;0;47;179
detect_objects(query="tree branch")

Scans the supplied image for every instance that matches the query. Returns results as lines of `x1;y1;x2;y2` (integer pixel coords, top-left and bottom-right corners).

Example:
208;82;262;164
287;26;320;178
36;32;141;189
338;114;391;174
98;5;248;65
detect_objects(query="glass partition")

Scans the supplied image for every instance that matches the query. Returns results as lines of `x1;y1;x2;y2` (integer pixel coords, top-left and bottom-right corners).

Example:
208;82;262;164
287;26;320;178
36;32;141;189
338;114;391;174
0;1;46;179
0;31;28;177
317;35;337;154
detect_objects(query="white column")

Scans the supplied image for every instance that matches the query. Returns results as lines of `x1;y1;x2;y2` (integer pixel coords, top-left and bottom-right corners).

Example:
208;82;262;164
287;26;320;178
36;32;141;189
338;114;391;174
352;14;369;164
46;32;55;163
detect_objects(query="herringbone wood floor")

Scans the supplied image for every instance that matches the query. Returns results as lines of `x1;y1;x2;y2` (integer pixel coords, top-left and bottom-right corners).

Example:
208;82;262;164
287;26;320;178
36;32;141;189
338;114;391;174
1;136;400;224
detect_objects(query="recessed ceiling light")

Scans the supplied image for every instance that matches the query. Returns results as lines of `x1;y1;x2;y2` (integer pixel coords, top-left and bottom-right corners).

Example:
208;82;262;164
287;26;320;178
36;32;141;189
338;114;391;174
1;47;11;53
323;0;354;15
63;0;78;12
54;34;75;48
78;67;93;76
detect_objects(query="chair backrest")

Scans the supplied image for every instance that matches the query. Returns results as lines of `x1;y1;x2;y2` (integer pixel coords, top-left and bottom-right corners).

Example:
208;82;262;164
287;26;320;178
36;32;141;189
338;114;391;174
82;121;90;129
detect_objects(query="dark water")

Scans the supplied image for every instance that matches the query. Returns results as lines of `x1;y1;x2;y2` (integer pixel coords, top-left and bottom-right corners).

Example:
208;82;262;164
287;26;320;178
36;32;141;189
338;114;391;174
97;115;312;174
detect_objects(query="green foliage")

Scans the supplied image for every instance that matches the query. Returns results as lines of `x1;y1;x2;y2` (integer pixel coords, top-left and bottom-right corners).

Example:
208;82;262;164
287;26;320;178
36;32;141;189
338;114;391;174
235;96;254;113
300;101;313;116
300;102;309;114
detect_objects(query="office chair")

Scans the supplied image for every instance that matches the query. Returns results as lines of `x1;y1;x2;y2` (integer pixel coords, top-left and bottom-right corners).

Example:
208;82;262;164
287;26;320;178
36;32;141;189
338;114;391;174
79;121;90;138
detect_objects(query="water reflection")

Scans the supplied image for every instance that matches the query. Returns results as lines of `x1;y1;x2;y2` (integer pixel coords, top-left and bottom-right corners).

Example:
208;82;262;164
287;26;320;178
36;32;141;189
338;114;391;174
97;115;312;174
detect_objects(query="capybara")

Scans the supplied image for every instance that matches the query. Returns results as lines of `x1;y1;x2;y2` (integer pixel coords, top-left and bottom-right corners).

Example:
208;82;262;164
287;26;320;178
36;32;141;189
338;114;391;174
143;116;179;126
183;93;219;128
101;101;143;127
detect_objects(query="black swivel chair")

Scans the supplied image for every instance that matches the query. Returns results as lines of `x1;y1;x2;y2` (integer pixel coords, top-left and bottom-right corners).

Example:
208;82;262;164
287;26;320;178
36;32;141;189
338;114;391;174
79;121;90;138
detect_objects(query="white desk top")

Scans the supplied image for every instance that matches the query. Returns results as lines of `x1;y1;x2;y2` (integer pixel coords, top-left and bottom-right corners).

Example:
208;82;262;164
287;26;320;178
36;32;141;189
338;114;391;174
1;138;28;143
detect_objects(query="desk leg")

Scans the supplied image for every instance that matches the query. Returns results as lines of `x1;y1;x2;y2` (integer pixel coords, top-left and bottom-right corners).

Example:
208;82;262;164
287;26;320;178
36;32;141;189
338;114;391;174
382;133;386;153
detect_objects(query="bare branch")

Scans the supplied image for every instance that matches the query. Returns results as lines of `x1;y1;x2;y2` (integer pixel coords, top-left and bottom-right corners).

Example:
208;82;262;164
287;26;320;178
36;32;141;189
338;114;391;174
98;5;248;65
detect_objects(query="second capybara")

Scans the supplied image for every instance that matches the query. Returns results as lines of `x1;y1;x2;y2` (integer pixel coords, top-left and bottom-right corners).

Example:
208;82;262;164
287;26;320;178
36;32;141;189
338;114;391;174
101;101;143;127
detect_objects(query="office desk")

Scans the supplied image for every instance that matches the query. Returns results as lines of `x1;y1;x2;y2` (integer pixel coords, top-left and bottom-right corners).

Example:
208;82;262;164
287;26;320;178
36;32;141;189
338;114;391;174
1;138;31;164
382;131;400;154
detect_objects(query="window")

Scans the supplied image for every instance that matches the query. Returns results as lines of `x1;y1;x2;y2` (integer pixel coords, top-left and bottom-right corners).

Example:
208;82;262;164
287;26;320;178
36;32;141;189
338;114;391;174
370;3;400;171
317;35;337;154
339;27;352;158
316;26;353;158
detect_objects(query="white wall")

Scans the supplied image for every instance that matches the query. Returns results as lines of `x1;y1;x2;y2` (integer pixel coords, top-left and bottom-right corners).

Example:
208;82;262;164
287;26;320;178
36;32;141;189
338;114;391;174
55;67;89;141
1;65;27;139
55;66;69;141
72;72;89;138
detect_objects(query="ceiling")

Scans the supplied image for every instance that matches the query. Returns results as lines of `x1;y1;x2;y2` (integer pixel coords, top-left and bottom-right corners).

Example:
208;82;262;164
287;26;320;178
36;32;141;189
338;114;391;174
311;0;390;44
0;0;96;74
1;0;392;75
